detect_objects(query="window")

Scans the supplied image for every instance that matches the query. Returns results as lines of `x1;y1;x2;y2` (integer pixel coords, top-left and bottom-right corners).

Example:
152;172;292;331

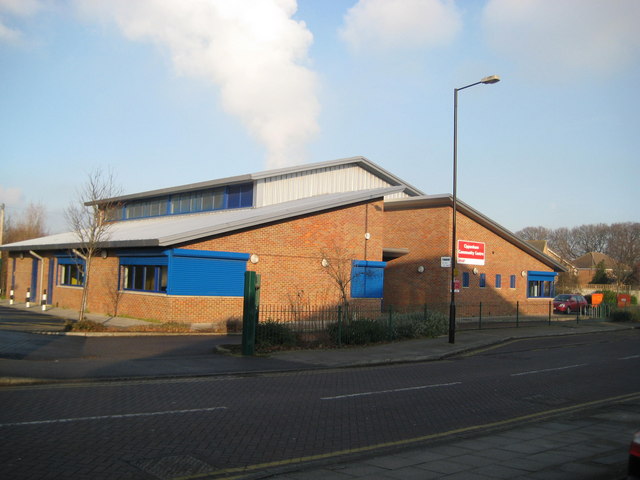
57;257;85;286
122;265;167;293
495;274;502;288
351;260;386;298
227;183;253;209
479;273;486;288
462;272;470;288
527;271;558;298
118;249;249;297
510;275;516;289
120;183;254;220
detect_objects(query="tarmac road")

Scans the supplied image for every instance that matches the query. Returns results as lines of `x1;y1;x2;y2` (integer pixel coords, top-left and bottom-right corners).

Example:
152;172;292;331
0;301;638;479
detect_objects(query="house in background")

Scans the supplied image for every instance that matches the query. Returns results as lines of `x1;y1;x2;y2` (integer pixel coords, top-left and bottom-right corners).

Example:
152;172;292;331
573;251;627;286
1;157;565;330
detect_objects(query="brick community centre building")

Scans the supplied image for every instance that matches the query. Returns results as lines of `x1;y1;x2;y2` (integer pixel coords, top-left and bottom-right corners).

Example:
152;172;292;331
1;157;564;330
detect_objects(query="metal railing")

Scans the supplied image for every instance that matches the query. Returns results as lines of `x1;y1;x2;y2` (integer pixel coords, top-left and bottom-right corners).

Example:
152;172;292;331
252;301;612;351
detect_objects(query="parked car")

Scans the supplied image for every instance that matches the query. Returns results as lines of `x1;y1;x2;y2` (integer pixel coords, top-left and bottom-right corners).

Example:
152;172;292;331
553;294;588;314
629;431;640;479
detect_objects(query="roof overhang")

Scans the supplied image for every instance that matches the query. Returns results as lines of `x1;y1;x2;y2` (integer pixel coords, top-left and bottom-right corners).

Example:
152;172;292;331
384;194;568;272
90;156;424;206
1;187;402;252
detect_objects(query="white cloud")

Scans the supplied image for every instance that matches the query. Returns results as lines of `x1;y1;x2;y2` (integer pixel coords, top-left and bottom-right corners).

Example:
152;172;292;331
75;0;320;169
0;0;44;43
0;186;23;205
340;0;462;53
483;0;640;80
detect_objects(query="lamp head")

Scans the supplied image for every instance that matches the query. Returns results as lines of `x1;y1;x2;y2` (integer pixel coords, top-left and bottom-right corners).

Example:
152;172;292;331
481;75;500;84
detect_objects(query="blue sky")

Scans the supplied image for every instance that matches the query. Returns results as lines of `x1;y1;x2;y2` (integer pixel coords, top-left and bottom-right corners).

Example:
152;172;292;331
1;0;638;235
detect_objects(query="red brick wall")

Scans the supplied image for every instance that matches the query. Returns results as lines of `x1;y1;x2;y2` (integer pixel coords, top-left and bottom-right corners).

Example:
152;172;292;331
383;205;556;315
183;200;385;308
5;200;384;328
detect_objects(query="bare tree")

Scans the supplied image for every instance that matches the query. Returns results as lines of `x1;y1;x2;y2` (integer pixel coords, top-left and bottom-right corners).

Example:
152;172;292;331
572;223;610;257
606;222;640;285
517;223;640;274
1;202;48;294
65;168;121;322
319;244;357;308
515;226;552;242
548;227;580;260
4;202;48;243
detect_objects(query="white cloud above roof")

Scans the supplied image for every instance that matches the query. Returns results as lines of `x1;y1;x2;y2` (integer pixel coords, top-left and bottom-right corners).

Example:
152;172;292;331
340;0;461;53
483;0;640;80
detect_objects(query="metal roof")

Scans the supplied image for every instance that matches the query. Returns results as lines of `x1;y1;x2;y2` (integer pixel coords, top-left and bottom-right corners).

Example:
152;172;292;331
384;195;567;272
93;156;424;205
2;187;402;252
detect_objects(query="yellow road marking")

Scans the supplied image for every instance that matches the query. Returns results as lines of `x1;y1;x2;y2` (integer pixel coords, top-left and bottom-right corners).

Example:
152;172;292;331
178;391;640;480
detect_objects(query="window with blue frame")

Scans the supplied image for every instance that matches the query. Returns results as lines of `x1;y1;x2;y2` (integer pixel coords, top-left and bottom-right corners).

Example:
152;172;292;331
122;265;168;292
527;271;557;298
57;256;85;286
479;273;486;288
495;274;502;288
510;274;516;289
462;272;470;288
111;183;255;221
351;260;386;298
118;249;249;296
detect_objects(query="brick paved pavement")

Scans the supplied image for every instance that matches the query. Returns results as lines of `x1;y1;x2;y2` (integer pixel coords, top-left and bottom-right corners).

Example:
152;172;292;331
261;395;638;480
0;300;638;479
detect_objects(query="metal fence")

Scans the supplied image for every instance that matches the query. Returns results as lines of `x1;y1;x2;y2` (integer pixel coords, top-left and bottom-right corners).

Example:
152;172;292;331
253;301;612;350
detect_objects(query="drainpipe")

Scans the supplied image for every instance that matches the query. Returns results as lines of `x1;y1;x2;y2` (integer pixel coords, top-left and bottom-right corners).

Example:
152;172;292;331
29;251;45;309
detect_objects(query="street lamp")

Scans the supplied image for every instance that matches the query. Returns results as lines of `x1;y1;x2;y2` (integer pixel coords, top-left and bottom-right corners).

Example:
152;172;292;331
449;75;500;344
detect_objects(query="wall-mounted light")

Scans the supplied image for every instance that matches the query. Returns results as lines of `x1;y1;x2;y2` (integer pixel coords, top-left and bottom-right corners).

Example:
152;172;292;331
473;268;478;275
417;266;425;273
364;232;371;240
321;258;329;268
250;254;259;264
19;252;24;259
101;250;108;259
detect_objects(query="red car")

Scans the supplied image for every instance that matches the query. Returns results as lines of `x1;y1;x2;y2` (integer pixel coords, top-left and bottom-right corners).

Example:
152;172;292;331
630;431;640;479
553;294;588;314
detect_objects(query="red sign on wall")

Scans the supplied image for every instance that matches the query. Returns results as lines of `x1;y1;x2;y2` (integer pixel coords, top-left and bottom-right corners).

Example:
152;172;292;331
457;240;486;266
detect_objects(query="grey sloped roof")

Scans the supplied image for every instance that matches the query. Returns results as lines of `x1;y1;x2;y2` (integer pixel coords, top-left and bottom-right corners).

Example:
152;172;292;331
93;156;424;205
1;187;402;252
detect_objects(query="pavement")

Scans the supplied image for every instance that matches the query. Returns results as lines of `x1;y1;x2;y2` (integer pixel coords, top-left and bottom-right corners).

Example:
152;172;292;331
0;299;638;479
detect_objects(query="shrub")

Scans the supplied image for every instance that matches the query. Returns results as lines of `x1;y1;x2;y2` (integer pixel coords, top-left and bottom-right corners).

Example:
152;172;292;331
256;320;297;349
609;310;633;322
609;308;640;323
393;310;448;339
69;320;109;332
328;318;388;345
596;290;618;305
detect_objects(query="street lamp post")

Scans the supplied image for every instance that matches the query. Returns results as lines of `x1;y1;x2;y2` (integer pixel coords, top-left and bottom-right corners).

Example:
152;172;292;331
449;75;500;344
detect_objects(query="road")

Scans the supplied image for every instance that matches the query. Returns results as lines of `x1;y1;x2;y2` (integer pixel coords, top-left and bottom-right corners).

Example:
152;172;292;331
0;330;638;479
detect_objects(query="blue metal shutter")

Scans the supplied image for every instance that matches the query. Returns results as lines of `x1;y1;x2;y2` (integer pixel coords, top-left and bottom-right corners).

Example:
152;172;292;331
527;271;558;282
350;260;386;298
119;256;168;266
169;250;249;296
